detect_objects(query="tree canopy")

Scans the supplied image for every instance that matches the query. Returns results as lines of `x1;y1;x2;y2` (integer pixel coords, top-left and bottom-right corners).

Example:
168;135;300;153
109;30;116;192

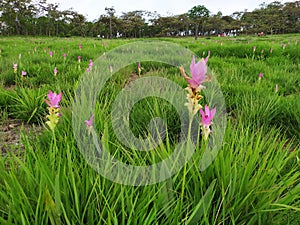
0;0;299;37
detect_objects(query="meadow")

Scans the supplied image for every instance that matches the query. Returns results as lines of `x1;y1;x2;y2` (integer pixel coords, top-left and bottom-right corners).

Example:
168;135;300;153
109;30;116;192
0;34;299;224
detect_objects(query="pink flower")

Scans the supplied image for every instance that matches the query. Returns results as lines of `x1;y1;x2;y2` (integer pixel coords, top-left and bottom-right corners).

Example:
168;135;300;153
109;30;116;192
138;62;141;75
110;65;113;73
44;91;62;108
49;51;53;58
13;63;18;70
78;56;81;63
253;46;256;51
275;84;278;93
282;43;286;49
200;105;216;127
63;53;67;58
187;55;208;89
85;114;94;127
87;67;91;73
78;44;82;49
21;71;27;76
270;48;273;53
44;48;47;53
259;72;263;80
54;67;58;76
88;59;93;67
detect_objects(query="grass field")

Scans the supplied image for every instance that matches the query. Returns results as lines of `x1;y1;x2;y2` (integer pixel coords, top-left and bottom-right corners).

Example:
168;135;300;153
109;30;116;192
0;34;300;224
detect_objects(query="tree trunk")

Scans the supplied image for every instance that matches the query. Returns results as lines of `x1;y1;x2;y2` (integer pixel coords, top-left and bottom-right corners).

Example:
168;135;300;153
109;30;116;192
195;25;199;40
109;17;112;38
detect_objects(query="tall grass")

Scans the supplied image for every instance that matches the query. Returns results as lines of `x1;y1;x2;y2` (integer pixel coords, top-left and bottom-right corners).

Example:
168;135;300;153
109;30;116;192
0;34;299;224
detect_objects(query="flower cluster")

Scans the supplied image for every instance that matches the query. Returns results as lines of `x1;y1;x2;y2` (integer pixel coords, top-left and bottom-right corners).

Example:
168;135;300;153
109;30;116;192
138;62;141;76
180;54;216;140
13;63;18;73
54;67;58;76
44;90;62;131
87;59;93;72
85;114;94;134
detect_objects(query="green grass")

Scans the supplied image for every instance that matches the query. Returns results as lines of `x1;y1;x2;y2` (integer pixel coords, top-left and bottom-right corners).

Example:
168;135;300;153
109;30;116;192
0;34;299;224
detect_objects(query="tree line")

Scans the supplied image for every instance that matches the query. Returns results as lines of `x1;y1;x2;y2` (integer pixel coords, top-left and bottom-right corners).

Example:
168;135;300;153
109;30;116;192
0;0;299;38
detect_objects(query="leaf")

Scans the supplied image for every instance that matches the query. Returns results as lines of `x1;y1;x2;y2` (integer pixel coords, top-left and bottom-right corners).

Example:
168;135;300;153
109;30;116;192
186;179;216;225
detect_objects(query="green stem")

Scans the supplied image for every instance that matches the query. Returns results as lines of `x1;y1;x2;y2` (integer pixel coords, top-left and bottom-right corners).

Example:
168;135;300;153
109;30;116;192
180;114;193;213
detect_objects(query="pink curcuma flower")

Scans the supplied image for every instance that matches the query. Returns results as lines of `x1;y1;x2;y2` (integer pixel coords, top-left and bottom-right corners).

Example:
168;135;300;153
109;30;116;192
258;72;263;80
200;105;216;127
49;51;53;58
63;53;67;58
200;105;216;140
109;65;113;73
13;64;18;72
85;114;94;127
78;56;81;63
44;91;62;108
253;46;257;51
54;67;58;76
275;84;278;93
21;71;27;76
78;44;82;49
187;55;209;89
88;59;93;67
138;62;141;75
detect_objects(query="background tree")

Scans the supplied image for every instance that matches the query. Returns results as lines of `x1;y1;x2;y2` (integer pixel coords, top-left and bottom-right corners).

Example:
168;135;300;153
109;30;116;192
120;11;146;38
105;6;115;38
188;5;210;39
0;0;299;37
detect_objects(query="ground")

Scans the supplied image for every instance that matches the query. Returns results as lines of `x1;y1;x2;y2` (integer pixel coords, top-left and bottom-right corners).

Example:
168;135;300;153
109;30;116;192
0;118;43;156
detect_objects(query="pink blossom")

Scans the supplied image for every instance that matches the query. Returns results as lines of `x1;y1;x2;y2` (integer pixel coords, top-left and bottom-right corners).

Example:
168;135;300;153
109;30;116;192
186;55;209;89
54;67;58;76
200;105;216;127
259;72;263;80
63;53;67;58
270;48;273;53
84;114;94;127
78;44;82;49
78;56;81;63
21;71;27;76
275;84;278;93
138;62;142;75
44;91;62;108
110;65;113;73
87;67;91;73
13;64;18;70
253;46;257;51
88;59;93;67
49;51;53;58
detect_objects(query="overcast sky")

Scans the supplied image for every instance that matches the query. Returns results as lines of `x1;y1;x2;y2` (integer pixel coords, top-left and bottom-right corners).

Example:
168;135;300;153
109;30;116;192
48;0;291;21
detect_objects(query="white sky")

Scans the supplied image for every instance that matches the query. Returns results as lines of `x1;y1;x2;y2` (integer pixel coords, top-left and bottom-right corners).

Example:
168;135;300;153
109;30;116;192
48;0;292;21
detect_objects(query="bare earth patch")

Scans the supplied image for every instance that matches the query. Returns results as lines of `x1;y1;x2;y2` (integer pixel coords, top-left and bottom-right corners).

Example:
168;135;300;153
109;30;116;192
0;119;43;156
